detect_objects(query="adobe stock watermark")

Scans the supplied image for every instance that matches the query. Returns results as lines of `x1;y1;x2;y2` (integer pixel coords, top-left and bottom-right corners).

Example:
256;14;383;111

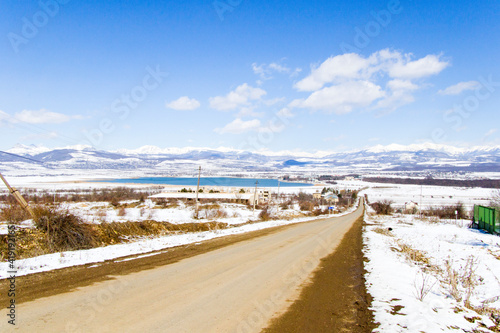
82;65;167;148
213;0;243;21
64;278;130;333
8;0;71;54
340;0;403;53
432;75;499;143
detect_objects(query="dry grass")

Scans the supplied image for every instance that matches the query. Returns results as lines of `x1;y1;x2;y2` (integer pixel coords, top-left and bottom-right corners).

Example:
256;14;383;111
0;228;47;260
1;219;230;260
373;227;394;237
0;202;32;223
443;256;481;309
391;240;431;266
488;249;500;260
196;204;228;220
94;220;229;245
413;271;437;301
33;207;98;252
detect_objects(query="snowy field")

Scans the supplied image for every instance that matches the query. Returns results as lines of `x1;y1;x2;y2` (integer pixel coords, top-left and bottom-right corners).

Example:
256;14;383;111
360;183;496;211
364;207;500;332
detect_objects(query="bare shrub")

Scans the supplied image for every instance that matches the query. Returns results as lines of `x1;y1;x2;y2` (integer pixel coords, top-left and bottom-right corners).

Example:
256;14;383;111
392;241;430;265
197;204;228;220
442;256;480;307
424;202;467;219
462;256;480;308
371;200;394;215
280;200;292;210
490;189;500;208
444;259;462;302
117;207;127;217
414;271;437;301
312;208;327;216
0;202;31;223
299;201;315;211
34;207;98;251
259;207;271;221
95;220;229;245
373;227;394;237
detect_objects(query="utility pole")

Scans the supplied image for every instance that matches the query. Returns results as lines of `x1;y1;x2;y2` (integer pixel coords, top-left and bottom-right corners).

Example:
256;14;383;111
419;185;423;218
0;172;36;219
277;180;280;205
195;166;201;218
253;180;259;214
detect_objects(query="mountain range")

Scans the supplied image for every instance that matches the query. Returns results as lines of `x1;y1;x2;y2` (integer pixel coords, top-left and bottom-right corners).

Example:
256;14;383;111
1;143;500;173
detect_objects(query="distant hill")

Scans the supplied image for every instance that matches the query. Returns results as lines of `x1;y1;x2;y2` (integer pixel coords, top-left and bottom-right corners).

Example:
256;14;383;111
1;143;500;173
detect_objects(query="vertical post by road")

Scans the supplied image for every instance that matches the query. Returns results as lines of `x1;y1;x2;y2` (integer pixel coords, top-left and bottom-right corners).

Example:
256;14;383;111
253;180;259;214
419;185;423;218
195;166;201;218
277;180;280;204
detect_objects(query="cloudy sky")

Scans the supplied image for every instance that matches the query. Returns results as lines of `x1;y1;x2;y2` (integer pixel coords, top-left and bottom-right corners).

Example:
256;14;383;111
1;0;499;153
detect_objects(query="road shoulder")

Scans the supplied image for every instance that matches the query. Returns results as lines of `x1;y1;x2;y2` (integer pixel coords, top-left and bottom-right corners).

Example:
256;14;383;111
262;216;377;333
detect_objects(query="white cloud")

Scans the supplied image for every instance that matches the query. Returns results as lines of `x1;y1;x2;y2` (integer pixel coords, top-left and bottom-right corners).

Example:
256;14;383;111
386;79;419;91
166;96;201;110
209;83;266;111
438;81;480;95
483;128;497;141
0;110;10;125
387;54;449;79
374;79;419;111
268;63;290;73
290;81;385;114
215;118;261;134
295;51;449;92
277;108;294;118
294;53;370;91
15;109;72;124
21;131;59;141
0;109;81;127
252;61;294;80
292;49;448;114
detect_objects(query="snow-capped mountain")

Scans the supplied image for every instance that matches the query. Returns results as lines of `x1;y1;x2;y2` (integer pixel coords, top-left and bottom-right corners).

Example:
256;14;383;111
1;143;500;173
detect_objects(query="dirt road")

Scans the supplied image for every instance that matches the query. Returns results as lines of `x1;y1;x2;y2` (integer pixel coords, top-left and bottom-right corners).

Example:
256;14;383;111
1;205;364;332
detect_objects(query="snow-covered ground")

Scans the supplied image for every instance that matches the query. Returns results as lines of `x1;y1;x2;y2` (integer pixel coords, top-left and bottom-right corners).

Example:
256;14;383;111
364;207;500;332
360;183;495;211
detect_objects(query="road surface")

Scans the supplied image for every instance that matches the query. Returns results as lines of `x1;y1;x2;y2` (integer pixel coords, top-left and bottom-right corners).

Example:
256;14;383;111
1;204;363;333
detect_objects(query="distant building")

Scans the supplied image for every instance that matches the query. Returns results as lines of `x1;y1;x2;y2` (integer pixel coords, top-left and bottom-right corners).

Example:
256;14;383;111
405;201;419;212
150;192;259;205
323;193;339;203
313;192;322;200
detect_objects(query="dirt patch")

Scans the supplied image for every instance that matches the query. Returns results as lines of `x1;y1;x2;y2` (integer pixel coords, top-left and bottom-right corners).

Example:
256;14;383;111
262;216;377;333
0;223;300;305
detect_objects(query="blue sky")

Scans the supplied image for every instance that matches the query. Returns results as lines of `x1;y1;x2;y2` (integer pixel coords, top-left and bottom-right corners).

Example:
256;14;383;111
0;0;499;153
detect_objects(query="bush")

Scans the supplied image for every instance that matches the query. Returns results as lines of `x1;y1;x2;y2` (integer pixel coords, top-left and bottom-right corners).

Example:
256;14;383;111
424;202;467;219
300;201;315;211
0;202;31;223
280;200;292;210
371;200;394;215
259;207;271;221
197;204;228;219
34;207;98;251
312;208;327;216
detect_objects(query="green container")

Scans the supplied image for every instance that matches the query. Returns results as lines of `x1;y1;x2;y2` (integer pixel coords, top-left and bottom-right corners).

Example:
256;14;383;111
474;205;499;235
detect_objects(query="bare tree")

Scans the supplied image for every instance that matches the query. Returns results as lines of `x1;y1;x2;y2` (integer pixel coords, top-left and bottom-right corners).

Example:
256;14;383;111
490;189;500;208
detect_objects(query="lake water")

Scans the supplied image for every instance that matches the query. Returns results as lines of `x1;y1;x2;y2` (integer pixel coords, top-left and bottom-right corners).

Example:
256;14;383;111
100;177;313;187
